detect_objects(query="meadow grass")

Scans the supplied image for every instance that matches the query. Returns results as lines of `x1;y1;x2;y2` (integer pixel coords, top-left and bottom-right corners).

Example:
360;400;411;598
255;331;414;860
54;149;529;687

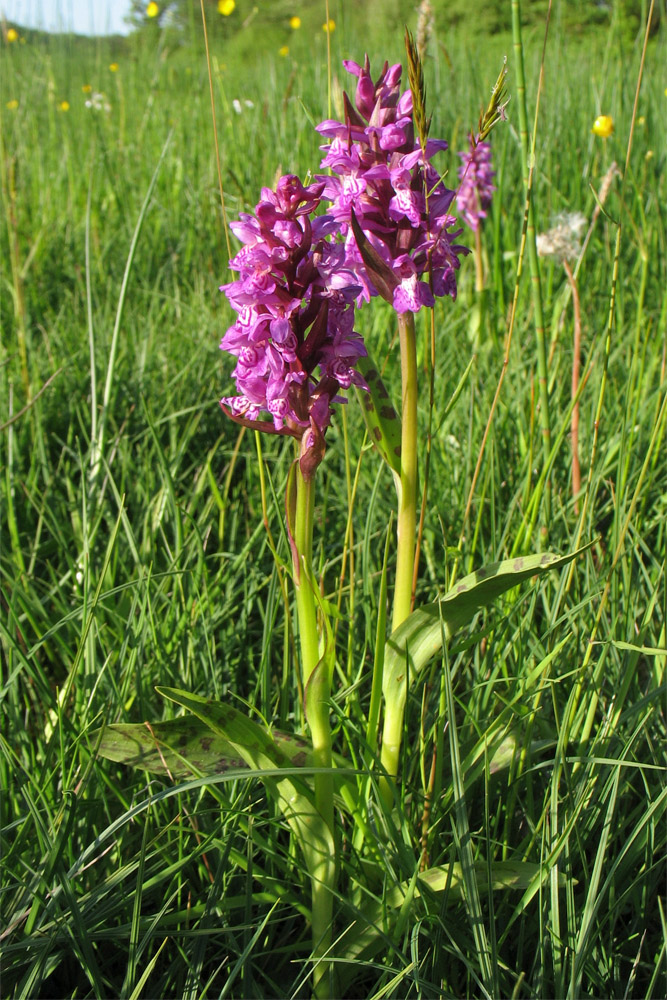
1;2;666;997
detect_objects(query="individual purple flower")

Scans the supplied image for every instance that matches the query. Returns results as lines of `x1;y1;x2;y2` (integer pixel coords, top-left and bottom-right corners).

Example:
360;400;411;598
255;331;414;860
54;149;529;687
456;137;495;231
219;174;367;474
315;56;469;314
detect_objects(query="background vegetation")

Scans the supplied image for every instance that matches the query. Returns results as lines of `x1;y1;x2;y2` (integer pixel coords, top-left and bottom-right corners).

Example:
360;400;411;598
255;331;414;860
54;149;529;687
1;1;665;997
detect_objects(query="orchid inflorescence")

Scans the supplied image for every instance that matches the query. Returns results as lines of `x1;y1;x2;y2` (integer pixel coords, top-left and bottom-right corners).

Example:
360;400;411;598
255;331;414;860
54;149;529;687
219;56;479;467
316;57;468;314
219;174;367;473
456;136;495;231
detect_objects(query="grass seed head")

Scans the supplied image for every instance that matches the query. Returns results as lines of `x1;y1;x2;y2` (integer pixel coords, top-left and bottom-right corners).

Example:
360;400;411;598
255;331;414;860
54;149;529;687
416;0;435;62
477;59;509;142
404;26;431;150
597;161;621;205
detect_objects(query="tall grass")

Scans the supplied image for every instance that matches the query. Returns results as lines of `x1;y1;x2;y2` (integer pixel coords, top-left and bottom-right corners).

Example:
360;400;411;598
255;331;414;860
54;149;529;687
1;3;665;997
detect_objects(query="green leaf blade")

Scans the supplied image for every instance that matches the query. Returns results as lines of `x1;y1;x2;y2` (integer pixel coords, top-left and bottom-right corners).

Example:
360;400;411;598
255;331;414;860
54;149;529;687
383;544;593;704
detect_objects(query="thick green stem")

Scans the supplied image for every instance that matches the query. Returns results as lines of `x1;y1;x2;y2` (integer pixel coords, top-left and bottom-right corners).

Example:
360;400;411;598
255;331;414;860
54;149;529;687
391;311;419;633
474;226;484;294
292;457;336;999
294;464;319;687
380;310;419;801
474;226;489;347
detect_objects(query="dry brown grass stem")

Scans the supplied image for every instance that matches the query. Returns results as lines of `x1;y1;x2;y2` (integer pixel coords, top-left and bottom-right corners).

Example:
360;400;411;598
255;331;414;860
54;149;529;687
574;161;621;280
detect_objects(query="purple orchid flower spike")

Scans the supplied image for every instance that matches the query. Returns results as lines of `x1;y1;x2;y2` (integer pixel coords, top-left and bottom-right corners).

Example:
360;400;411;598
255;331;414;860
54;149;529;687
456;136;495;231
315;56;469;315
219;174;367;477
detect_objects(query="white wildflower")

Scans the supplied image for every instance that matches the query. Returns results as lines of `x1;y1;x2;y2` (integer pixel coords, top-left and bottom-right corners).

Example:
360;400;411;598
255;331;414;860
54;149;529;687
536;211;587;262
85;92;111;113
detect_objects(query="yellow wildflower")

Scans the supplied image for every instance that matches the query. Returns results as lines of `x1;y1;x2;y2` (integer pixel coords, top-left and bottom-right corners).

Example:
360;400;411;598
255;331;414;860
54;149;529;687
218;0;235;14
592;115;613;138
6;27;18;42
279;45;289;57
322;18;335;33
109;62;119;72
82;84;92;93
290;16;301;30
147;2;159;17
59;100;70;111
6;99;19;109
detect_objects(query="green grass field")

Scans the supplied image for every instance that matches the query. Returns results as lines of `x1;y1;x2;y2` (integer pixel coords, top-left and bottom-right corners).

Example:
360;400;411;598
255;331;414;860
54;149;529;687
1;1;666;997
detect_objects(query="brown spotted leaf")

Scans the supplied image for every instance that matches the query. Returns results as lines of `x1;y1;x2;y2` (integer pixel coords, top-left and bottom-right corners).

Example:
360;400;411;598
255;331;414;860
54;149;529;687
94;717;314;780
154;688;336;890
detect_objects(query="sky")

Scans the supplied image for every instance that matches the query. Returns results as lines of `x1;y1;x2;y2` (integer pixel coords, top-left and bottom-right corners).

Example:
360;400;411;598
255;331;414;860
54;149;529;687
3;0;134;35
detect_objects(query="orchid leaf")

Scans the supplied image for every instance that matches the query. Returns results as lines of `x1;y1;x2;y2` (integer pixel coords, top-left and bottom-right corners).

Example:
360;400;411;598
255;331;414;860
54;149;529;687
155;687;335;889
94;717;315;780
95;693;355;803
383;544;592;712
303;565;336;732
355;353;402;483
154;686;310;778
338;859;569;986
415;859;572;897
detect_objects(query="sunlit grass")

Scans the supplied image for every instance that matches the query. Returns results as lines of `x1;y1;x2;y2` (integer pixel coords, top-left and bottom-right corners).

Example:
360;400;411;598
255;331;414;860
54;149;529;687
1;4;665;998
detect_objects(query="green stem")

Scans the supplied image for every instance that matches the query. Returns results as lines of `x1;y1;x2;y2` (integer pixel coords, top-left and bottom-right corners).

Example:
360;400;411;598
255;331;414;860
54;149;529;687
292;456;336;999
391;311;419;632
474;226;489;347
380;310;419;801
511;0;551;526
474;226;484;293
294;463;319;686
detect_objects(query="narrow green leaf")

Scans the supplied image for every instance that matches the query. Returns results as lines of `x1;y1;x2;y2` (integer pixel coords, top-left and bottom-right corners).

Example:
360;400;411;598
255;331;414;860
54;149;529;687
338;860;560;983
355;354;402;483
127;939;168;1000
24;790;78;936
422;860;557;894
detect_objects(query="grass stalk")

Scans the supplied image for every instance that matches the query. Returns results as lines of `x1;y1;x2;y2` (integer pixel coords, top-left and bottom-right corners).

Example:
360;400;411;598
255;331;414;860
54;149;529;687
1;150;30;400
563;259;582;510
89;131;172;492
511;0;551;524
